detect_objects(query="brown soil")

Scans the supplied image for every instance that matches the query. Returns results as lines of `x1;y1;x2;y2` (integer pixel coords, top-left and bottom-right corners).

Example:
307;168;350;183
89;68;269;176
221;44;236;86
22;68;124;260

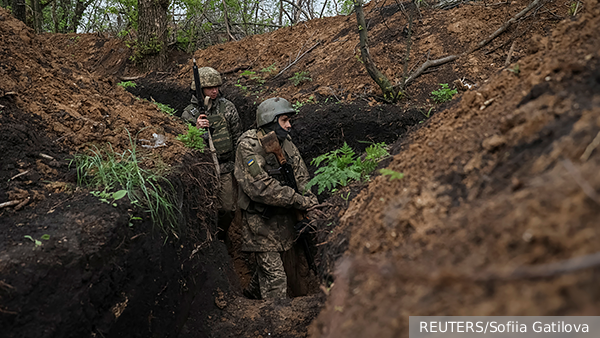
1;0;599;337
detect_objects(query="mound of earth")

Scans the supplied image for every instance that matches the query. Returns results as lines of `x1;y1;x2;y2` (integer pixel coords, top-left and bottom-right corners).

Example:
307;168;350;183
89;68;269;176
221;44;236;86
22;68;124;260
1;0;599;337
309;2;600;337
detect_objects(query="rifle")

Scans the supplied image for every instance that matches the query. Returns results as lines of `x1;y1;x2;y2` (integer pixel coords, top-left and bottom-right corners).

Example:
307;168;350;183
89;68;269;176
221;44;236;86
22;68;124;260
260;131;318;274
192;58;220;177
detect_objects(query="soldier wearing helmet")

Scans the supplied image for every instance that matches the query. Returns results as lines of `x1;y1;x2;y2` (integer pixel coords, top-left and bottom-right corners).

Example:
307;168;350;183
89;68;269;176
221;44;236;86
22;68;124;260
234;97;318;299
182;67;242;242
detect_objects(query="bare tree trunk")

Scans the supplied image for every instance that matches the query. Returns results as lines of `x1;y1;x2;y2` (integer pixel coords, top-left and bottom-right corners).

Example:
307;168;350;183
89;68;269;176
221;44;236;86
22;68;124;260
69;0;91;32
51;0;59;33
354;0;399;101
12;0;26;23
137;0;169;70
279;0;283;26
31;0;42;33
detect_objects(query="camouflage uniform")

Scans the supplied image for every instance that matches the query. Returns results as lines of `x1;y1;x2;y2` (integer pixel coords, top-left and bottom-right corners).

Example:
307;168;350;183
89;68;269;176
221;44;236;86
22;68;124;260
234;129;317;299
182;95;242;232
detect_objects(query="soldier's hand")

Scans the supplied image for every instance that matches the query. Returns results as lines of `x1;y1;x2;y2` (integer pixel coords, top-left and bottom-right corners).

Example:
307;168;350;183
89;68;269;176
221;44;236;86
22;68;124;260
196;114;209;128
293;194;316;211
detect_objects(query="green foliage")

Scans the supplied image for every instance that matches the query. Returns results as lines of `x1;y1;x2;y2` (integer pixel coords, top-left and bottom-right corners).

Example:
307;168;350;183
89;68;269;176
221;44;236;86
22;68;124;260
90;189;128;207
176;124;207;151
420;107;434;119
70;132;180;237
380;168;404;181
289;71;312;86
117;81;137;89
431;83;457;103
240;70;266;85
292;95;316;110
155;102;176;115
235;79;249;93
340;0;355;15
24;234;50;248
306;142;389;194
508;64;520;76
130;35;164;64
568;1;580;16
261;63;277;74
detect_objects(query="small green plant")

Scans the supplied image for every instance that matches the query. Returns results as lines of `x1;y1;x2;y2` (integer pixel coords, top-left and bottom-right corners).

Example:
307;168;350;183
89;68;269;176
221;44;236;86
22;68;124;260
379;168;404;181
235;79;249;93
176;124;207;151
117;81;137;89
292;95;316;110
24;234;50;248
420;107;434;119
90;189;128;207
129;215;143;227
240;70;266;85
568;1;580;16
289;71;312;86
306;142;389;194
261;63;277;74
431;83;458;103
155;102;176;115
508;64;520;76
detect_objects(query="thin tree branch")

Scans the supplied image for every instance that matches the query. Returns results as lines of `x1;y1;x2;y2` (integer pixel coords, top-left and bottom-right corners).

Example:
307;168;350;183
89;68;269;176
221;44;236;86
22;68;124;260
274;41;321;78
470;0;545;53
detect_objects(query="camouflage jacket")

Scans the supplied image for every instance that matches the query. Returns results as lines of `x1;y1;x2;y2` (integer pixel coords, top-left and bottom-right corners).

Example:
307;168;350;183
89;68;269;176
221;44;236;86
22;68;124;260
234;129;318;252
181;95;242;173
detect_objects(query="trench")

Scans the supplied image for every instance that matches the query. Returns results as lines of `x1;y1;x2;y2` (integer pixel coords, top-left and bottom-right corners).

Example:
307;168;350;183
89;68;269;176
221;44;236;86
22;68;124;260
122;78;426;336
0;77;423;338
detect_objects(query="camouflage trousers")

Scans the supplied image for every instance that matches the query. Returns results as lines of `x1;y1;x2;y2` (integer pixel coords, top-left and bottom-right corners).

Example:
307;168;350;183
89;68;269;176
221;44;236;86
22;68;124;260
245;251;287;299
217;171;236;237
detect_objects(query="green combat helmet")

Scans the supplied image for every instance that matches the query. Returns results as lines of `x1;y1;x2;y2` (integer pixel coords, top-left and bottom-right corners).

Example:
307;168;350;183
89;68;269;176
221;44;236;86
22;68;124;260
191;67;223;91
256;97;296;128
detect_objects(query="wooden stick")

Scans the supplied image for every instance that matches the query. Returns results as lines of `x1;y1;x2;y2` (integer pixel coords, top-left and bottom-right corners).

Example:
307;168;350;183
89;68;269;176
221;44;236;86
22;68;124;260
580;131;600;162
470;0;545;53
402;54;459;88
14;197;30;211
505;40;517;66
274;41;321;79
0;200;20;208
561;158;600;206
10;170;29;180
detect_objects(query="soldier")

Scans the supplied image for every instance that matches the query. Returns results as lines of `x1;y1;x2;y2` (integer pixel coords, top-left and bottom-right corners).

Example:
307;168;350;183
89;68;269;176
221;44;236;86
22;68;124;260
234;97;318;299
182;67;242;241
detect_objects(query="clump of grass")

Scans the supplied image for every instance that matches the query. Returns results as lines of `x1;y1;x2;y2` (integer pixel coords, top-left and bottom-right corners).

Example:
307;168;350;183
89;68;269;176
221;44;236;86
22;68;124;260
70;131;181;237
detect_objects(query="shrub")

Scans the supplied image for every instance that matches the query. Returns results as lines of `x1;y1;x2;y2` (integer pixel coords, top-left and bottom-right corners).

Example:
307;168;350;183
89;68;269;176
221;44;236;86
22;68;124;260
305;142;389;194
176;124;207;151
